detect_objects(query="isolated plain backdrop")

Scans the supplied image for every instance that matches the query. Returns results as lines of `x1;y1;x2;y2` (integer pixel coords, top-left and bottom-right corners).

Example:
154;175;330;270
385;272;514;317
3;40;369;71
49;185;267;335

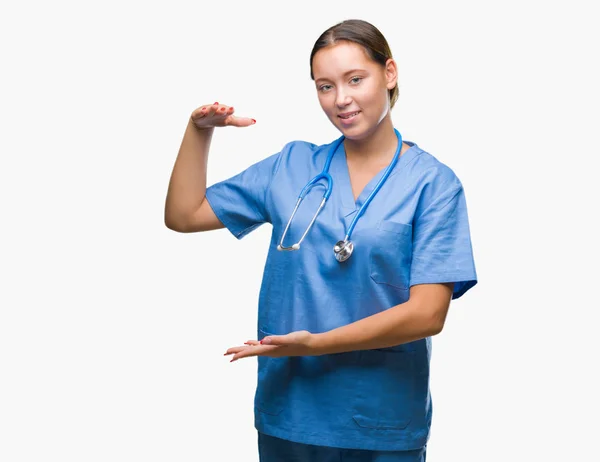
1;0;599;461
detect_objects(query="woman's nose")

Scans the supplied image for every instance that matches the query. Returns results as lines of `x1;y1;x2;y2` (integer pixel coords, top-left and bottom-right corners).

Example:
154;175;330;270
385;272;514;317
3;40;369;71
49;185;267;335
336;90;352;108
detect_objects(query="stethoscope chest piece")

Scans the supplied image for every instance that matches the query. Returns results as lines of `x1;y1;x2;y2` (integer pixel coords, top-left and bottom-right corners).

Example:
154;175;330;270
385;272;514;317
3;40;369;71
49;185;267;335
333;240;354;262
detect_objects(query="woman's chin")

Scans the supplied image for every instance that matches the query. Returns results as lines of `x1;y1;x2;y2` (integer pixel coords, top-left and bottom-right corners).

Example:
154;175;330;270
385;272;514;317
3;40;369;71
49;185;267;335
337;124;369;141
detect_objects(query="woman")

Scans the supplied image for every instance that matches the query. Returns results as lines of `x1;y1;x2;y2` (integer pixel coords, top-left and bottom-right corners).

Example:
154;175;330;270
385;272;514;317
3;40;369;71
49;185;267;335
165;18;477;462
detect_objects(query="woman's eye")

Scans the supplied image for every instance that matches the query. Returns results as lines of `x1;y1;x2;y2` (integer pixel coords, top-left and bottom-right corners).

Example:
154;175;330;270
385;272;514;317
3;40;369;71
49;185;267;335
350;77;362;84
319;84;332;92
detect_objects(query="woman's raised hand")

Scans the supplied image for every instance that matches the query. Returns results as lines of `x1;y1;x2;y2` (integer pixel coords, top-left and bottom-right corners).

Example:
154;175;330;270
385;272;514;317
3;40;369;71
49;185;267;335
190;102;256;129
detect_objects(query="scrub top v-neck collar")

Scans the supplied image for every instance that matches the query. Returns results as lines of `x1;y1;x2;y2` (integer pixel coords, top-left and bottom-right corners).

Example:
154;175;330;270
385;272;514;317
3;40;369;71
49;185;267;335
330;139;419;216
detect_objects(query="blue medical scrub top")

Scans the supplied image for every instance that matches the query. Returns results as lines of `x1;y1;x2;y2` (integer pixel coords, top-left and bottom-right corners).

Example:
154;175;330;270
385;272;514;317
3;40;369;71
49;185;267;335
205;134;478;451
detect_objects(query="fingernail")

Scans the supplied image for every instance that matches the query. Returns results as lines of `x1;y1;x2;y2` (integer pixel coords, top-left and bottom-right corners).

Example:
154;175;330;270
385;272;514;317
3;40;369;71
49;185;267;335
230;358;236;363
214;102;219;105
230;107;234;111
201;108;206;112
251;119;256;124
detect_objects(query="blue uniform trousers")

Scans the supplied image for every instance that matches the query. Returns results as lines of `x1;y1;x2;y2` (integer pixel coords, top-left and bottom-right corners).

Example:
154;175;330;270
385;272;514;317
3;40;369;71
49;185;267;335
258;432;427;462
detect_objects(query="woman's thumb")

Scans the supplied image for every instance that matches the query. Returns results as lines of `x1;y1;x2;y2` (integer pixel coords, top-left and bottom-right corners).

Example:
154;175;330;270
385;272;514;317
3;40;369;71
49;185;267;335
228;116;256;128
260;335;281;345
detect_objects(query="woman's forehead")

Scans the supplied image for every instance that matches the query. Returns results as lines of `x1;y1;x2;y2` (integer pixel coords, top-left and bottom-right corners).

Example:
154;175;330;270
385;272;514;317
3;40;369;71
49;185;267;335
312;42;375;80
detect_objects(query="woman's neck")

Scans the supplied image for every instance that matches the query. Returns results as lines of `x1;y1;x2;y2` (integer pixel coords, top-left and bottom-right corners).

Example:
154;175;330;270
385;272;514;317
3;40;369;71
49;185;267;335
343;115;399;165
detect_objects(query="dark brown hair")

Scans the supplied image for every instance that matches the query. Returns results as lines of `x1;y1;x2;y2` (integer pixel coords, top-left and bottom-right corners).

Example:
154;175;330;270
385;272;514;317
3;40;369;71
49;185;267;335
309;19;399;109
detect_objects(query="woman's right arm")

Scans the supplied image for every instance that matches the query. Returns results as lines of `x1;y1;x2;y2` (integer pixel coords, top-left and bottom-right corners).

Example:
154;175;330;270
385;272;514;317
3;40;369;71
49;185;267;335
164;103;255;233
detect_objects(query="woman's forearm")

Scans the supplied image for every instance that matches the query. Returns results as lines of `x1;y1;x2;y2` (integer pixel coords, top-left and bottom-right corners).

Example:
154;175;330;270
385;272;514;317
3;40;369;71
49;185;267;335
164;119;214;229
312;286;451;355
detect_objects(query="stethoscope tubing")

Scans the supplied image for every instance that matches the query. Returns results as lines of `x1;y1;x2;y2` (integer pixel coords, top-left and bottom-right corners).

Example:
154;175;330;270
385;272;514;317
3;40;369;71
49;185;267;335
277;129;403;257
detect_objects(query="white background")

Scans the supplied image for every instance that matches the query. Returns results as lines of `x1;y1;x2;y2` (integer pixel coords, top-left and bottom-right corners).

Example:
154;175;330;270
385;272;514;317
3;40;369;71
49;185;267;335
1;0;598;460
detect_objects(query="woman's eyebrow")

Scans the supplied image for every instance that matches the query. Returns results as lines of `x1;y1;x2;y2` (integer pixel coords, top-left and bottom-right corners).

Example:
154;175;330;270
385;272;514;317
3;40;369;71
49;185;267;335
315;69;368;84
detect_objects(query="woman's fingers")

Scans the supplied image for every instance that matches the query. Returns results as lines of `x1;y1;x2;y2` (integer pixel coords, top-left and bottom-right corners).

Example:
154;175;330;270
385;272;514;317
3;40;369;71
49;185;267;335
205;102;221;119
223;343;280;358
190;106;207;120
191;102;218;124
191;103;254;128
224;346;247;355
215;105;229;117
224;341;260;355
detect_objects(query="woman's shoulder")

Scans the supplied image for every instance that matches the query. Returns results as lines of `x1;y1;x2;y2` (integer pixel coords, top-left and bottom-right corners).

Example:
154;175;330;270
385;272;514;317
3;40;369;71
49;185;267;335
278;138;334;155
273;138;337;166
406;141;463;191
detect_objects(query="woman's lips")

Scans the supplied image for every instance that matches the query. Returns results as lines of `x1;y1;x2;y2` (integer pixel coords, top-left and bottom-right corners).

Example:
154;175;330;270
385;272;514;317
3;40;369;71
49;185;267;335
338;111;361;124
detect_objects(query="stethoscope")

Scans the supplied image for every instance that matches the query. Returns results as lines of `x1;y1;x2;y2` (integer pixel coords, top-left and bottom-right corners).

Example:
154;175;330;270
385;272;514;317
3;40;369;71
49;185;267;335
277;128;403;262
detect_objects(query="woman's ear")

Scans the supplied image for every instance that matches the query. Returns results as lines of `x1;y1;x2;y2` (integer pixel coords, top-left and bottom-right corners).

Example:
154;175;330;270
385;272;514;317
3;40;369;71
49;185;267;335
385;58;398;90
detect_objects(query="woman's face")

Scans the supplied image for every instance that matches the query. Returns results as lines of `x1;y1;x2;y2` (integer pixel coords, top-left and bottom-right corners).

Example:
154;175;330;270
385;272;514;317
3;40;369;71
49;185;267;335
312;41;397;140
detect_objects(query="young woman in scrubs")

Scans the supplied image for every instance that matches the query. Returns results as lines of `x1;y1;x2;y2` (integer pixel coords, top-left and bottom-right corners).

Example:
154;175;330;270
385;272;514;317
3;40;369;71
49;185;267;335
165;19;477;462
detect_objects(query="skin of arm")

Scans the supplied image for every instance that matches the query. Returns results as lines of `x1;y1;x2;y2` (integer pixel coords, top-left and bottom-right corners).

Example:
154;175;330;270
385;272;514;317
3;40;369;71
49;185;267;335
164;119;223;233
311;283;454;354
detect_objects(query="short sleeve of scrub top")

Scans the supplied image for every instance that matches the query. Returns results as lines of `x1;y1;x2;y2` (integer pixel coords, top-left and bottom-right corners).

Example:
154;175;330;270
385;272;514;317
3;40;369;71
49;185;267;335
408;166;477;299
204;147;283;239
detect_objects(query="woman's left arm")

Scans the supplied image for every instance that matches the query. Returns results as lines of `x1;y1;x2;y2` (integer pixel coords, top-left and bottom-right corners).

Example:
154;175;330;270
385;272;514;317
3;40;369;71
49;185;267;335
311;282;454;354
225;282;453;361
